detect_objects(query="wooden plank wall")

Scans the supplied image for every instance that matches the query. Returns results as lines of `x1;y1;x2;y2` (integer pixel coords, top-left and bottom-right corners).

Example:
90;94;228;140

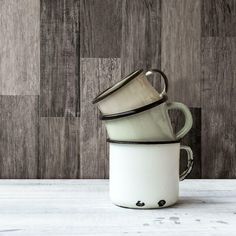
0;0;235;178
40;0;80;117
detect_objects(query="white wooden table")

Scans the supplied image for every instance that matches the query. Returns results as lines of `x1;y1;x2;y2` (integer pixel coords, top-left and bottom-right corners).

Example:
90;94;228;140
0;180;235;235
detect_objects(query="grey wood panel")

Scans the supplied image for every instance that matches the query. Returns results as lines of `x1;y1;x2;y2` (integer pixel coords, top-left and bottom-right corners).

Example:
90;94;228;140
80;58;121;178
0;96;39;178
80;0;122;58
121;0;161;90
201;37;236;178
170;108;201;178
161;0;201;107
0;0;40;95
39;118;80;178
40;0;80;117
202;0;236;37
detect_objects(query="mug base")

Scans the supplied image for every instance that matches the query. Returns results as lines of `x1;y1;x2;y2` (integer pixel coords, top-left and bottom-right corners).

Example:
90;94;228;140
111;199;178;209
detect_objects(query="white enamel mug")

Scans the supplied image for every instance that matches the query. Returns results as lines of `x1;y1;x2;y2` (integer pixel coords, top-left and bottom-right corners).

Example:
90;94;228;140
93;69;168;115
101;96;193;141
108;140;193;209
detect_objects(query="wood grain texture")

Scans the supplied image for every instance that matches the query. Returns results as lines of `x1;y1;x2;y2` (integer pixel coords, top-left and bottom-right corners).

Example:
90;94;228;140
0;96;39;178
0;180;235;235
39;118;80;178
121;0;161;90
202;0;236;37
80;0;122;58
170;108;201;178
0;0;40;95
161;0;201;107
40;0;80;117
201;37;236;178
80;58;121;178
0;0;235;179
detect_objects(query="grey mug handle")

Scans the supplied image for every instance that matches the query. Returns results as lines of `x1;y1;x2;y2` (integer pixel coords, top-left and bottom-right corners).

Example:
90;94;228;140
166;102;193;139
179;146;194;181
145;69;168;96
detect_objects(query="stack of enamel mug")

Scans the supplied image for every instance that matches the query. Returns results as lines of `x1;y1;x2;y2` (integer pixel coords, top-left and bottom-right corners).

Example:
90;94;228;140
93;69;194;209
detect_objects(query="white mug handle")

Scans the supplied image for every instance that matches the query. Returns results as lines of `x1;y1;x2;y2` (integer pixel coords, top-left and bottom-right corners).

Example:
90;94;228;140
166;102;193;139
179;146;194;181
145;69;168;96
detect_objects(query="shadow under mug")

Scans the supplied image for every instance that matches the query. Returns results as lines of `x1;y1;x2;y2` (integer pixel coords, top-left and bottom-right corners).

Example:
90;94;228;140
92;69;168;115
100;95;193;141
108;140;194;209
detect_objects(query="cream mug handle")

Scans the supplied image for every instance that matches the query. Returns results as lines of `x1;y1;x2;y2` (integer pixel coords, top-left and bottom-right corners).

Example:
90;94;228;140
179;146;194;181
145;69;168;96
166;102;193;139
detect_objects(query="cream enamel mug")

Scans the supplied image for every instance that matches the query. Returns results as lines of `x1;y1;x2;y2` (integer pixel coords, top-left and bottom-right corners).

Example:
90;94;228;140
108;140;193;209
92;69;168;115
101;96;193;141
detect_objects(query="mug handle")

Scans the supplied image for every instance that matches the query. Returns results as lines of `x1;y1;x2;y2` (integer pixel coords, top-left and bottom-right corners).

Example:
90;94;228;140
145;69;168;96
179;146;194;181
166;102;193;139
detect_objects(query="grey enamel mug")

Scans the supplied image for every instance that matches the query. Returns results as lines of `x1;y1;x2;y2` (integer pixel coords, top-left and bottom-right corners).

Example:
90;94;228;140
93;69;168;115
100;96;193;141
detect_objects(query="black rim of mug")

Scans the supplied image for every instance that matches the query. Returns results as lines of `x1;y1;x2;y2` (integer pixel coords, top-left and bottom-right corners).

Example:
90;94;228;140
92;69;143;104
107;139;181;145
100;95;168;120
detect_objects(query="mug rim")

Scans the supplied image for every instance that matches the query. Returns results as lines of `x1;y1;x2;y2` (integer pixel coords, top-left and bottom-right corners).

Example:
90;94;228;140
107;139;181;145
92;69;144;104
100;95;168;120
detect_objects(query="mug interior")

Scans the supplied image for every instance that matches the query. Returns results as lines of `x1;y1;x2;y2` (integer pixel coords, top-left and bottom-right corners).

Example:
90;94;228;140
92;69;143;104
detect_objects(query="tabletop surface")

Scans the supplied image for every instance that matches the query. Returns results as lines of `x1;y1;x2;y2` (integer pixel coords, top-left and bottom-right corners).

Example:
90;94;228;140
0;179;235;236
